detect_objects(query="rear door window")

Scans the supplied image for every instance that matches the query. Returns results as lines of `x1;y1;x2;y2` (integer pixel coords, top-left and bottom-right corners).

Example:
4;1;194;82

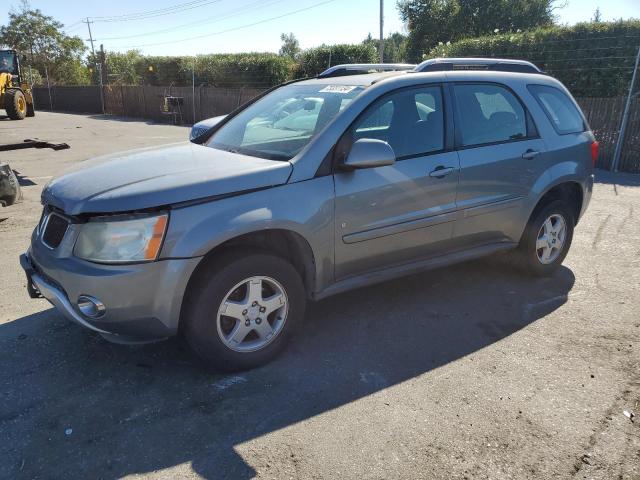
453;83;528;147
528;85;585;135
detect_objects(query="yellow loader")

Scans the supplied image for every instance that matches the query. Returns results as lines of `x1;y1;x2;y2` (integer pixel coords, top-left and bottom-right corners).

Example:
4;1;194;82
0;49;35;120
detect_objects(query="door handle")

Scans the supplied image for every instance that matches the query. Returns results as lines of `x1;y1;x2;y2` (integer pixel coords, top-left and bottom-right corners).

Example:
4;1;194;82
429;166;455;178
522;149;540;160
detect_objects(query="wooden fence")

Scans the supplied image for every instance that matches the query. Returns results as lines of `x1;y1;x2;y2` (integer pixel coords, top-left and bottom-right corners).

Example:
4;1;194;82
102;85;266;124
33;86;640;173
577;97;640;172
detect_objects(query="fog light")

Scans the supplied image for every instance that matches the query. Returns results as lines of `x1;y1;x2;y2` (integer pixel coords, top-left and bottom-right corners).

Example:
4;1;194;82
77;295;106;319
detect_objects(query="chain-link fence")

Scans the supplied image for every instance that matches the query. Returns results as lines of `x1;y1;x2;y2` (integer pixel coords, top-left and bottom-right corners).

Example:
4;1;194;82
32;46;640;173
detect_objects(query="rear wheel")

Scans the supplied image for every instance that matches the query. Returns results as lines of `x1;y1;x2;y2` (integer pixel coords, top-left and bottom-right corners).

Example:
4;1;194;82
517;200;574;276
5;89;27;120
26;102;35;117
184;250;306;372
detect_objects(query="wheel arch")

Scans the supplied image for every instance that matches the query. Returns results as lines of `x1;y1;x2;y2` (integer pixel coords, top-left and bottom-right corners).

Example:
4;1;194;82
529;180;584;229
178;228;317;332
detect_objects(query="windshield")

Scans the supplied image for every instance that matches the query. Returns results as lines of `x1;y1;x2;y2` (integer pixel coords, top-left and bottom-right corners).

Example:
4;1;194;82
207;84;364;161
0;51;16;74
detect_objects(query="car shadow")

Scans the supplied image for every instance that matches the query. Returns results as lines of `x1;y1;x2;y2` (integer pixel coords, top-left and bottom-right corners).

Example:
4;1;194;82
1;259;575;479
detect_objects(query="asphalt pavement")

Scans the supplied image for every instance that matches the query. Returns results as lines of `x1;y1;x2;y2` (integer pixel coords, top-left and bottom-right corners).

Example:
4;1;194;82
1;112;639;479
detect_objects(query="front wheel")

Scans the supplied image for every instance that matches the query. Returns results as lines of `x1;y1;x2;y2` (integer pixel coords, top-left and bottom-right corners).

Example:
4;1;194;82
184;251;306;372
517;200;575;276
5;89;27;120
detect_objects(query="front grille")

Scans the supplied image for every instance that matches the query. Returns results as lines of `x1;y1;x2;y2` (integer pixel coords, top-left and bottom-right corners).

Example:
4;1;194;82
42;213;69;249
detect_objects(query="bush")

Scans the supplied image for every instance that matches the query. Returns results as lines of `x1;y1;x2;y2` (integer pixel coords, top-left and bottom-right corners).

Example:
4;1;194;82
189;53;294;88
426;20;640;97
296;43;378;77
104;52;294;87
102;43;378;87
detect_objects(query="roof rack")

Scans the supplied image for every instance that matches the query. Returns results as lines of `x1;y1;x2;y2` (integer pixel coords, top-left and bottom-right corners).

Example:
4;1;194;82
415;58;542;74
318;63;416;78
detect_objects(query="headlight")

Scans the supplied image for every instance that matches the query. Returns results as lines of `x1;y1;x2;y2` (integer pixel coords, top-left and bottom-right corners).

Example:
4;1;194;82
74;213;168;264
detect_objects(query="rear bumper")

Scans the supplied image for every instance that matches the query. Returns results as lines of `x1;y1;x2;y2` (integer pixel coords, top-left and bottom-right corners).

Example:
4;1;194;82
20;249;200;343
580;174;595;221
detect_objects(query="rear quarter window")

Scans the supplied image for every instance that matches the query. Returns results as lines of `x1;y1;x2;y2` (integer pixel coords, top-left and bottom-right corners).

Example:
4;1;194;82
528;85;586;135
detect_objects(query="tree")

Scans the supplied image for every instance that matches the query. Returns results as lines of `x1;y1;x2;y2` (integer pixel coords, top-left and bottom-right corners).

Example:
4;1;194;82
101;50;143;85
0;1;88;85
592;7;602;22
279;32;300;59
398;0;556;62
363;32;408;63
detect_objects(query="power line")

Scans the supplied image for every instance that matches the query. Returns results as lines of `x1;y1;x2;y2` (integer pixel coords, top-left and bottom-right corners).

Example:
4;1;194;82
64;20;84;29
95;0;287;41
91;0;207;18
114;0;338;49
89;0;220;22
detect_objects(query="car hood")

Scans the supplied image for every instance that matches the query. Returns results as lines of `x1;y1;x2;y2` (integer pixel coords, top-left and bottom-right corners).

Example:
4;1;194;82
42;142;293;215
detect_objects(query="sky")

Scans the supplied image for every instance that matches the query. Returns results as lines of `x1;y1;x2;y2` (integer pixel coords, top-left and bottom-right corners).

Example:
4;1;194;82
2;0;640;56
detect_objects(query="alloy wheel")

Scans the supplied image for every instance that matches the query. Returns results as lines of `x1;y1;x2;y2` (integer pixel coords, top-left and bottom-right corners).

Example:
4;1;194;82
536;213;567;264
216;276;289;353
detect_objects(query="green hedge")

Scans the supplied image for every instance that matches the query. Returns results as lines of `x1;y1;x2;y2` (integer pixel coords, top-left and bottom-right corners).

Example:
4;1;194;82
129;53;294;88
295;43;378;77
427;20;640;97
105;45;376;87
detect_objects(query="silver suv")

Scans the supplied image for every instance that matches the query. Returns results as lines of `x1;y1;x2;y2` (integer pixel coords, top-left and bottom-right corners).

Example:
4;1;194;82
21;60;596;371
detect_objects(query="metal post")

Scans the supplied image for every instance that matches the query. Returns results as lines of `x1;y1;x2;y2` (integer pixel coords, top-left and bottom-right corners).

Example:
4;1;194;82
45;65;52;111
611;44;640;172
98;44;105;114
96;64;105;114
192;58;196;123
379;0;385;63
28;39;34;85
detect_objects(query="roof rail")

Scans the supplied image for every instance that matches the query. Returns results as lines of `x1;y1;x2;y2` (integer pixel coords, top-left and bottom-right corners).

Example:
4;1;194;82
415;58;542;74
318;63;416;78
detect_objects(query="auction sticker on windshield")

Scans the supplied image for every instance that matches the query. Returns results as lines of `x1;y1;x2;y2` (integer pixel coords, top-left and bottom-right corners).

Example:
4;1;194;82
319;85;358;94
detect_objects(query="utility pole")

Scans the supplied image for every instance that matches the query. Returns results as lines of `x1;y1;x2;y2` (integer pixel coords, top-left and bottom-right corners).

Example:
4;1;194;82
379;0;385;63
83;18;96;57
83;18;105;114
611;43;640;172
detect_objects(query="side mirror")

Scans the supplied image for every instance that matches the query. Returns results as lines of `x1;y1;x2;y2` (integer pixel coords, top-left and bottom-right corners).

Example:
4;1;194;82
190;115;227;143
342;139;396;170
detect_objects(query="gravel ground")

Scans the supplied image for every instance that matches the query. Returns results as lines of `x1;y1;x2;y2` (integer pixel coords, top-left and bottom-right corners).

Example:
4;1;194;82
1;112;639;480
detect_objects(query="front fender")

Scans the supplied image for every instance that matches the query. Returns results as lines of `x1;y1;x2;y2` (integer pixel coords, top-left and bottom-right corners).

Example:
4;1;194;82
161;176;335;291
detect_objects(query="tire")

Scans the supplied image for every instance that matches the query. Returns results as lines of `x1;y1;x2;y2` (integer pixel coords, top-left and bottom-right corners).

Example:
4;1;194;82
26;102;35;117
5;89;27;120
184;250;306;372
517;199;575;276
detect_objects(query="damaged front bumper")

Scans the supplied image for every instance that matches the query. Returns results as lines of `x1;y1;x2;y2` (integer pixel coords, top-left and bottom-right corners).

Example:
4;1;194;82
20;247;200;344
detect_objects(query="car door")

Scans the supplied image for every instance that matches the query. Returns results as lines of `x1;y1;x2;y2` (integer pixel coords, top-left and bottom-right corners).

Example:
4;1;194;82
333;84;460;280
451;82;548;245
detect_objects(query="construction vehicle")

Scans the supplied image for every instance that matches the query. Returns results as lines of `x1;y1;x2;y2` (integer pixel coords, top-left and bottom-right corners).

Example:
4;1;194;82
0;49;35;120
